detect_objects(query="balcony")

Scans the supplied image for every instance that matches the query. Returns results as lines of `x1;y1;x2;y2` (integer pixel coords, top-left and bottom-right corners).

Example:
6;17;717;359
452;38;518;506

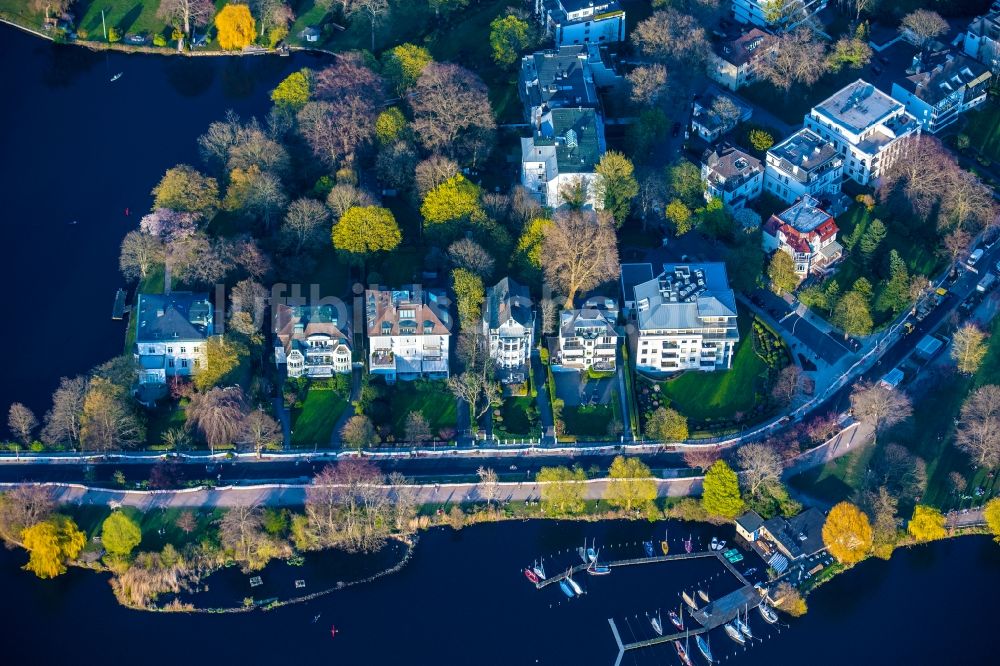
371;349;395;367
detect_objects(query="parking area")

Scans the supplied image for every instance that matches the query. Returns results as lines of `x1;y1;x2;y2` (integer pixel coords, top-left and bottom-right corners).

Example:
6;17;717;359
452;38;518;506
551;369;615;407
751;290;853;366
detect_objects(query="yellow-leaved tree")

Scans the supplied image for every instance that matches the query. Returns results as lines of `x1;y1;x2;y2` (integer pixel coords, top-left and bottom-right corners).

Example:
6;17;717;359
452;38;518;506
822;501;873;564
331;206;402;264
215;3;256;51
907;504;947;542
21;515;86;579
605;456;657;513
537;466;587;516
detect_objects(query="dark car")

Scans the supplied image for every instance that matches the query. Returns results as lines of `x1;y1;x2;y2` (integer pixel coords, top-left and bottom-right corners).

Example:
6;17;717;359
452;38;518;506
671;122;682;137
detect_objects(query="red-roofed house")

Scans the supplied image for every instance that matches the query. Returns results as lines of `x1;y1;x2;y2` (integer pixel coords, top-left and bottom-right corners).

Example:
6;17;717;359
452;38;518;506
762;196;843;279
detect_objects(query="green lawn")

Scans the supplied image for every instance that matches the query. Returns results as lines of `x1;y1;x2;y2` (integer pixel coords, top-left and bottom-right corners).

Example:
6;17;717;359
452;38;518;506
646;312;787;427
291;387;349;447
562;392;620;439
384;379;457;440
495;396;540;438
962;99;1000;164
65;504;223;552
145;399;189;448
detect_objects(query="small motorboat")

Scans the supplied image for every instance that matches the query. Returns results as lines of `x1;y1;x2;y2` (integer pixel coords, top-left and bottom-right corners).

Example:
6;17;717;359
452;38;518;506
709;536;718;550
724;622;746;645
661;528;669;555
524;568;540;584
584;538;597;563
559;579;575;598
697;590;710;603
716;540;726;551
684;535;693;553
649;611;663;636
696;634;714;663
669;608;684;631
110;72;123;82
758;603;779;624
587;563;611;575
643;541;655;557
311;614;321;623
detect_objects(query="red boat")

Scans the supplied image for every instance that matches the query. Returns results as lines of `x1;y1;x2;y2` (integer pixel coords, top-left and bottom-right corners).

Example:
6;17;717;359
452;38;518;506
524;568;540;584
330;625;338;639
674;639;693;666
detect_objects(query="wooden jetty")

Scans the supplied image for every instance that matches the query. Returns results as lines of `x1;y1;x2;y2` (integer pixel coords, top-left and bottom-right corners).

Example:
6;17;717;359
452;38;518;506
535;551;717;589
689;584;762;630
111;288;127;320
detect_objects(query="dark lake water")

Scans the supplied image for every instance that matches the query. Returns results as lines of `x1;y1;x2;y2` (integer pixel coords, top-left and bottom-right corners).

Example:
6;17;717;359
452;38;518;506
1;519;998;665
0;24;324;415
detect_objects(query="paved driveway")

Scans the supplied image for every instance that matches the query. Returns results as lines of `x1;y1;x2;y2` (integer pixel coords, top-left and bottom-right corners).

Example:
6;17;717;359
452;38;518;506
552;370;615;407
752;289;851;366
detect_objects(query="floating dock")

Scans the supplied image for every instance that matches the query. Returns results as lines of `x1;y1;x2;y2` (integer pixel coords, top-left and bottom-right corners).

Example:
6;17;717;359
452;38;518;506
111;289;127;320
536;551;718;589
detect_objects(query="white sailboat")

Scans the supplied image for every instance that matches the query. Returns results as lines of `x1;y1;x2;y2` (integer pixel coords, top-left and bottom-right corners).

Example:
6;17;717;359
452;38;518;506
565;569;583;595
724;621;746;645
696;633;714;663
758;602;779;624
532;560;546;581
649;610;663;636
735;605;754;639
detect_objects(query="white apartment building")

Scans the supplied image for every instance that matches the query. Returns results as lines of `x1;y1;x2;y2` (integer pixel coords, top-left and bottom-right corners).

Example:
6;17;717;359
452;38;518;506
632;264;739;374
483;277;535;382
891;52;992;134
555;309;617;371
764;128;844;204
732;0;827;32
365;286;451;382
521;106;605;209
965;10;1000;73
274;303;352;378
536;0;625;46
135;292;212;386
701;144;763;210
804;80;920;186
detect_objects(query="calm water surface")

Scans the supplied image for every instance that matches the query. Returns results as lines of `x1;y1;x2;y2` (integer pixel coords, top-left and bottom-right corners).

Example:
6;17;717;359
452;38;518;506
0;24;322;415
1;520;998;665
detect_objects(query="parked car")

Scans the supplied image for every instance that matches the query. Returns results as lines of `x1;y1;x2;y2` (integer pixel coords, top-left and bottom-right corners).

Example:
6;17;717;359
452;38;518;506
969;247;984;265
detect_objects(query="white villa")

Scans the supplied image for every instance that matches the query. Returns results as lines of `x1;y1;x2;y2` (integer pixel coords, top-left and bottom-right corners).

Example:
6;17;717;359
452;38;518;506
554;308;618;371
365;286;451;382
632;264;739;374
274;303;352;378
891;51;991;134
135;292;213;387
764;128;844;204
483;277;535;382
804;80;920;186
521;106;605;209
701;144;764;210
762;196;843;279
708;28;775;91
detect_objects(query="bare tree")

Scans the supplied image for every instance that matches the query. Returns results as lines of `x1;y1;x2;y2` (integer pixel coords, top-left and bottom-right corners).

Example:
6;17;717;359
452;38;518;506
279;198;330;253
7;403;37;446
229;278;268;334
42;376;87;448
849;381;913;444
942;227;972;265
510;184;542;226
340;415;378;450
542;210;620;307
80;379;145;453
900;9;948;50
952;323;989;375
869;442;926;501
158;0;215;47
0;486;54;546
345;0;389;51
298;99;375;168
683;446;721;471
736;442;783;497
477;466;500;508
386;471;417;531
410;63;496;165
239;409;282;457
249;0;293;40
540;298;557;335
404;411;432;444
326;184;375;220
632;9;710;67
771;365;802;406
306;460;389;552
119;231;164;281
447;238;495;277
415;154;460;199
186;386;247;451
956;385;1000;468
758;29;829;97
627;64;668;105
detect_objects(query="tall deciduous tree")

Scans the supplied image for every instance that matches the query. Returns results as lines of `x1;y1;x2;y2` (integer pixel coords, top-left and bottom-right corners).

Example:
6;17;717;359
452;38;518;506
900;9;948;50
420;174;483;227
224;164;288;228
381;43;433;94
21;514;86;579
476;466;500;508
451;268;484;331
410;63;496;165
214;3;256;51
119;231;164;281
158;0;215;46
771;365;801;405
340;415;378;450
645;407;689;441
194;337;247;391
331;206;401;263
186;386;246;450
822;501;873;564
280;198;331;253
594;151;639;227
952;323;988;375
447;238;494;277
101;511;142;558
849;381;912;443
0;486;54;546
404;411;432;443
7;403;37;446
42;376;87;447
605;456;657;512
736;442;783;498
862;485;898;559
907;504;946;542
537;466;587;515
270;69;311;110
80;379;144;453
832;290;873;338
955;385;1000;468
489;14;533;67
542;210;620;307
758;28;829;98
152;165;219;216
239;409;281;456
984;497;1000;543
701;460;744;519
632;9;710;67
767;251;798;294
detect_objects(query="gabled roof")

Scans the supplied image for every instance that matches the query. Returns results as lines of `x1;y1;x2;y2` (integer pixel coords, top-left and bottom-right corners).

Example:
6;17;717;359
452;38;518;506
713;28;774;67
136;292;212;343
702;144;762;192
897;51;991;106
763;507;827;560
737;510;765;533
275;303;351;355
485;277;534;329
364;286;450;337
559;308;616;339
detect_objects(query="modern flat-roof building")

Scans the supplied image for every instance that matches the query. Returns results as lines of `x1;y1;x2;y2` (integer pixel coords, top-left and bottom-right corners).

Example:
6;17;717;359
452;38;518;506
134;292;213;387
804;80;920;185
521;106;605;209
763;196;842;279
518;45;622;124
708;28;776;91
620;262;656;319
764;128;844;204
732;0;827;32
891;51;991;134
701;143;763;210
554;308;618;371
632;263;739;374
365;286;451;382
536;0;625;46
274;303;352;379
